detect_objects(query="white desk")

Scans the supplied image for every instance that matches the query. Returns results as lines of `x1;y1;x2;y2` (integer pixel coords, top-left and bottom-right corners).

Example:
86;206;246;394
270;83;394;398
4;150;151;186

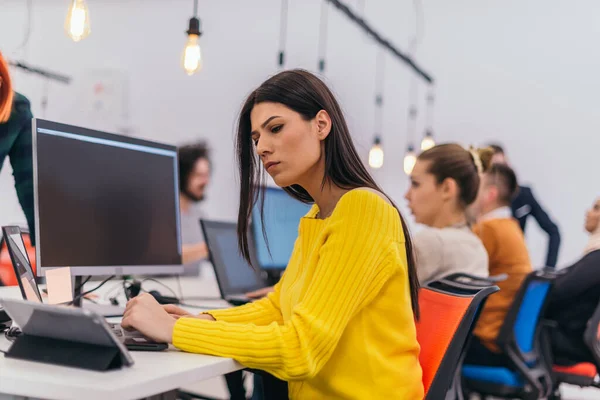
0;266;244;400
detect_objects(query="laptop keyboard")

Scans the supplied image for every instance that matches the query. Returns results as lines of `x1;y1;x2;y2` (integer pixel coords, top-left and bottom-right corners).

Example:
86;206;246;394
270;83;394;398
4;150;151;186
108;322;125;337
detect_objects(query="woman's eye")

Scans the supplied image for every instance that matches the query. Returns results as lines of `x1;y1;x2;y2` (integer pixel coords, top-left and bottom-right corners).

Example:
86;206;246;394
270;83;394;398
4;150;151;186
271;125;283;133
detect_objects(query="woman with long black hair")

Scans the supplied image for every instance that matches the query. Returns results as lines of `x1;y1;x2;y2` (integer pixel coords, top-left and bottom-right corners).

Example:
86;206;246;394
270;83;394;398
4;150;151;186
123;69;423;399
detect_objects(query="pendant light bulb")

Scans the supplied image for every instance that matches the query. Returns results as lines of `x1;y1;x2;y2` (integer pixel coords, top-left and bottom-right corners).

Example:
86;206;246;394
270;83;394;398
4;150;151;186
403;145;417;175
65;0;91;42
182;17;202;76
421;130;435;151
368;137;384;169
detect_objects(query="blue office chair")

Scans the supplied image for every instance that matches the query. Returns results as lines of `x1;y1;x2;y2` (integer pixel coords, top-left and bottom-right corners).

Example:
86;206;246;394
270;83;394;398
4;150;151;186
462;270;557;400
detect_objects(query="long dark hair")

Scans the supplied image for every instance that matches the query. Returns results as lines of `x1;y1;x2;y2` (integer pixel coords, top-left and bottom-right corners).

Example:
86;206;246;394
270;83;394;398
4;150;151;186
236;69;419;318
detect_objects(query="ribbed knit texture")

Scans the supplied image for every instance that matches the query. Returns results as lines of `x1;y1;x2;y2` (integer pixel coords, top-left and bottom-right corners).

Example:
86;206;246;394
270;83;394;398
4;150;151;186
173;189;423;399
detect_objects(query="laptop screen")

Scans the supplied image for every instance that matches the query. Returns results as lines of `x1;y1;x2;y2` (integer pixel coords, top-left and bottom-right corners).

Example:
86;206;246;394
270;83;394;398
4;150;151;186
2;228;43;303
201;220;264;297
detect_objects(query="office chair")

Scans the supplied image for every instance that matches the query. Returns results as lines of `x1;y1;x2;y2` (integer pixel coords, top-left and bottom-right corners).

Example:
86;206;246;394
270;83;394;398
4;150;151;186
0;226;35;286
416;278;499;399
549;300;600;398
462;270;557;400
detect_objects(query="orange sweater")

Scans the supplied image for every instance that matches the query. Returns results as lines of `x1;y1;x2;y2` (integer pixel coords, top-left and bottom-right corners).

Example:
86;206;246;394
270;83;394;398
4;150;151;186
472;218;532;352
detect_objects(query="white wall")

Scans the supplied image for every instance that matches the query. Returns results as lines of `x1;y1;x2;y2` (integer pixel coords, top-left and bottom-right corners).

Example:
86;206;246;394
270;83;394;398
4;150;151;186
1;0;597;267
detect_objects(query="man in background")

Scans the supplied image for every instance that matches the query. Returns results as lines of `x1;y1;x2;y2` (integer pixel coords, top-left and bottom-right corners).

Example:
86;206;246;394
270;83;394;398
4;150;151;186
489;144;561;268
466;163;532;365
178;142;210;275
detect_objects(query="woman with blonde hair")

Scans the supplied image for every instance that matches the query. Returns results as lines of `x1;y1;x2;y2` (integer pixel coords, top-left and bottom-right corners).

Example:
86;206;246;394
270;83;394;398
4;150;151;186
405;143;493;283
0;52;36;242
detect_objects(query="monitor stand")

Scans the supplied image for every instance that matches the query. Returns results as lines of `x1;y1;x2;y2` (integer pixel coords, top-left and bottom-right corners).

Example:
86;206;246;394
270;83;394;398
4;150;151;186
73;276;125;317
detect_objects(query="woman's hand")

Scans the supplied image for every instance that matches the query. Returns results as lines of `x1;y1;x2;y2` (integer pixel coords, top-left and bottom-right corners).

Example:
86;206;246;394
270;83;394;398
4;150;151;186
245;286;275;299
121;293;177;343
162;304;193;319
162;304;216;321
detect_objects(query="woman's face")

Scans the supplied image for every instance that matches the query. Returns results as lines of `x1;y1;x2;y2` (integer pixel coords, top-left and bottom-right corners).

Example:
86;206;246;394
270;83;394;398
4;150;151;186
250;102;329;188
585;198;600;233
405;160;447;226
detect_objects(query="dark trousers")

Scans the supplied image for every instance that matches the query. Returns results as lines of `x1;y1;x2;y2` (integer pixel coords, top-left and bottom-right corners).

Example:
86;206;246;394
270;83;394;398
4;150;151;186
550;327;594;366
225;370;288;400
464;337;511;367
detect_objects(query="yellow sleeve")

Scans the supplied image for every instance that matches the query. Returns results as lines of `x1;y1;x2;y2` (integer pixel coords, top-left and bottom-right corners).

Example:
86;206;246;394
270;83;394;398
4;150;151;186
173;190;400;381
205;282;284;325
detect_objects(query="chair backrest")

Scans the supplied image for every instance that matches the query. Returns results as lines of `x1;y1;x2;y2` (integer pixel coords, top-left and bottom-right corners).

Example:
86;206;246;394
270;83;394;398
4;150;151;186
416;279;499;398
497;270;556;365
0;228;36;286
583;299;600;369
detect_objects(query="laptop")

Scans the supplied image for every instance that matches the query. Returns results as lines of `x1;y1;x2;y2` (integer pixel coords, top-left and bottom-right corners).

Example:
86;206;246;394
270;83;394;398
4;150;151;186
1;226;167;351
200;220;268;305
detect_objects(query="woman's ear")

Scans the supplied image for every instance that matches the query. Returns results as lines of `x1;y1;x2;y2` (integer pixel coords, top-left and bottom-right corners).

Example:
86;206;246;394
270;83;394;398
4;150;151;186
315;110;332;140
440;178;459;202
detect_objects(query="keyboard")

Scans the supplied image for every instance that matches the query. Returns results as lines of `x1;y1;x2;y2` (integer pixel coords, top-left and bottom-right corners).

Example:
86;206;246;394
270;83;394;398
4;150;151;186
107;322;168;351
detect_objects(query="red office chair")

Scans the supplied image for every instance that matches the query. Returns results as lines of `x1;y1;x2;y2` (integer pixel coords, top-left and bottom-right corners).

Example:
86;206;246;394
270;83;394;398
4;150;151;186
416;278;499;399
550;301;600;398
0;227;36;286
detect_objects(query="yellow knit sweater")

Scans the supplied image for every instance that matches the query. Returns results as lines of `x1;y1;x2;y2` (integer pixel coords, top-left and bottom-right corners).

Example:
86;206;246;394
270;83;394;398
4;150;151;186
173;189;423;399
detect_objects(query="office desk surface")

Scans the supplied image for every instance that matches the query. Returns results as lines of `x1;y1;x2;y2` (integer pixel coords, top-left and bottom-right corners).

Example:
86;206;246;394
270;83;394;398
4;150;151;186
0;340;241;400
0;267;243;400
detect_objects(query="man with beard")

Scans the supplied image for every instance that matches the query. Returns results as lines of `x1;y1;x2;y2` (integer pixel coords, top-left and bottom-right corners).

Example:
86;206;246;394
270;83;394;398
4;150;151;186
178;142;210;275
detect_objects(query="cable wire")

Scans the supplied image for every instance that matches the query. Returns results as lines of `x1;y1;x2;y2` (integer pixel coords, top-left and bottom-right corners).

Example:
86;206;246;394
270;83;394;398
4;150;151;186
278;0;289;67
317;0;329;72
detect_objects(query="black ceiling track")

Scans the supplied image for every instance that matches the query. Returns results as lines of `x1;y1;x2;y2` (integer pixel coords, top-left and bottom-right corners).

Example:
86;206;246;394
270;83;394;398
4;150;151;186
325;0;434;84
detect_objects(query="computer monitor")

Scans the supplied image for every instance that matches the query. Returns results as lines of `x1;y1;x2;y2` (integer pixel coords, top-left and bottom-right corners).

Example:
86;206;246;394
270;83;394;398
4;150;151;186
252;187;312;270
32;119;183;276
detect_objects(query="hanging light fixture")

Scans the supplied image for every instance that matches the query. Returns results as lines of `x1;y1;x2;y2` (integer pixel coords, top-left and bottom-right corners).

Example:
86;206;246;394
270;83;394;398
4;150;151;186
369;137;384;169
277;0;289;68
317;0;329;73
404;105;418;175
369;50;385;169
421;130;435;151
421;91;436;150
65;0;91;42
182;0;202;76
403;144;417;175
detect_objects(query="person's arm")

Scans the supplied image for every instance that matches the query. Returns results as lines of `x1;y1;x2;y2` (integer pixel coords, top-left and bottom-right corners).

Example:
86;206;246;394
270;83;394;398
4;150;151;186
206;281;284;326
550;252;600;303
7;97;35;244
414;229;444;283
527;187;561;267
181;242;208;264
172;191;401;381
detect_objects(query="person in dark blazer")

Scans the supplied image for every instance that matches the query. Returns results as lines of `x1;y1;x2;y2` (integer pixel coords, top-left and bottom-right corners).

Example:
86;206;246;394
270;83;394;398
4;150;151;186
489;144;561;267
545;197;600;365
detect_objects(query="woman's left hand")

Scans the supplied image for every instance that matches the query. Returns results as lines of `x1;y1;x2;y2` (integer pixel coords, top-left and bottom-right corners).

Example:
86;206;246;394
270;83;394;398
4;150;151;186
121;293;177;343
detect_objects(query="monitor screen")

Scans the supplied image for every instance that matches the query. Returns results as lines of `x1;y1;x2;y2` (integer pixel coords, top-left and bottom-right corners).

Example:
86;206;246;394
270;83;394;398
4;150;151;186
33;119;182;276
252;187;312;269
